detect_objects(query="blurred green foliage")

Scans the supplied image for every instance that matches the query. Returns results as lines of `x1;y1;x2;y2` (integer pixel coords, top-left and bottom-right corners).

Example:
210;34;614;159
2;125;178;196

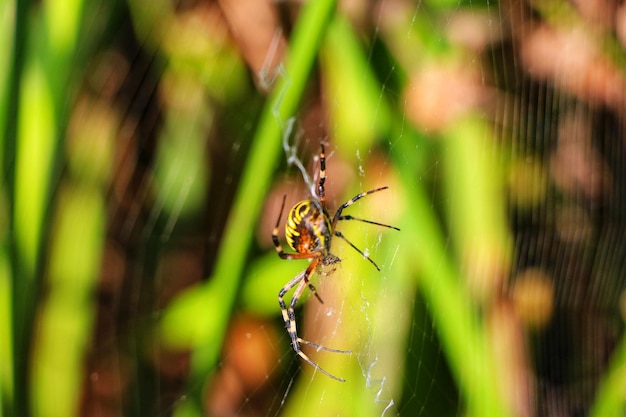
2;0;626;417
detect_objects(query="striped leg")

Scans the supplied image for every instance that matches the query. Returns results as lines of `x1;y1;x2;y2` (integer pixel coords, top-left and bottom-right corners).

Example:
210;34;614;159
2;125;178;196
331;187;400;270
277;261;350;382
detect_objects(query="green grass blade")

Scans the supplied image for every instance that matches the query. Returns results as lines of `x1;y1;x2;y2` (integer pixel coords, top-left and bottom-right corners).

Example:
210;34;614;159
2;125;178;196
159;1;338;415
10;1;87;416
391;124;512;417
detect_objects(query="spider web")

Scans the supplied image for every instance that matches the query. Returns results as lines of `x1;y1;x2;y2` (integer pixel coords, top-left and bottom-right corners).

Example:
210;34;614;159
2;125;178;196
223;12;443;412
33;0;626;417
249;3;452;416
266;122;412;417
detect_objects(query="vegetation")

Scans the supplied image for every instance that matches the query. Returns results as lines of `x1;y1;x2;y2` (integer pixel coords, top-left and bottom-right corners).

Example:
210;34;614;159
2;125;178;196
2;0;625;416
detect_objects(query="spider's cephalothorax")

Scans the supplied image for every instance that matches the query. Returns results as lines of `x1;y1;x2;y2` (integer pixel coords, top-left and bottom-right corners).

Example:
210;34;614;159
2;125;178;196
285;200;332;256
272;143;400;382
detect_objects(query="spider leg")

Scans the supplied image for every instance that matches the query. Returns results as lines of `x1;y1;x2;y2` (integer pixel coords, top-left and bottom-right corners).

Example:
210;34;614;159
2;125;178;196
331;186;390;226
293;348;347;382
318;143;327;206
330;186;399;270
278;271;306;343
307;282;324;304
272;194;290;259
278;259;348;382
284;260;320;339
334;230;382;271
285;279;307;349
287;281;347;382
298;338;351;354
336;214;400;231
275;236;325;304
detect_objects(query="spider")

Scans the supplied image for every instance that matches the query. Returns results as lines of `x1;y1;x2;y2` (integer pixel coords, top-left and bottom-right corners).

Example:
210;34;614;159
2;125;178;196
272;143;400;381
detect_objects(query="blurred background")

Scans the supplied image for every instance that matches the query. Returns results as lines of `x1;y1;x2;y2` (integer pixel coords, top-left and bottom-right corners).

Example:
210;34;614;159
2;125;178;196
2;0;626;416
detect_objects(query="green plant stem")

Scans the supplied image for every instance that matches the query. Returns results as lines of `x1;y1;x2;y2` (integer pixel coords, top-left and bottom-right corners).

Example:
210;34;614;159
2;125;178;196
10;1;85;416
390;125;512;417
166;0;337;415
195;0;337;373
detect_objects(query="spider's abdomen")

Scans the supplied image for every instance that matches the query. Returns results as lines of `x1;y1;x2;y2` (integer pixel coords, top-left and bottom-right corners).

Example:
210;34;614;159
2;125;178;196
285;200;332;255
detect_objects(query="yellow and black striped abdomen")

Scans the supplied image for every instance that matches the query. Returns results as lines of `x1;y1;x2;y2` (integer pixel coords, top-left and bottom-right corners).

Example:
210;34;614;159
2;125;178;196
285;200;332;255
